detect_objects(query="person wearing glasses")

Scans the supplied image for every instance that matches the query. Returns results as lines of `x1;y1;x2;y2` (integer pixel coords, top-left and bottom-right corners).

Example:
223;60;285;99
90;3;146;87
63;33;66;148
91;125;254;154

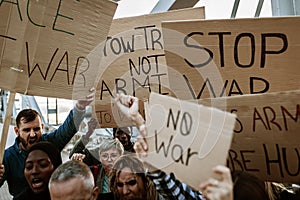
69;120;134;166
71;138;124;194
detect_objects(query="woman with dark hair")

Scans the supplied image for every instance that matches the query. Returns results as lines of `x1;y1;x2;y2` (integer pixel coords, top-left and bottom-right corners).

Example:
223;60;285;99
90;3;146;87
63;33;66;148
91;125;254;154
14;141;62;200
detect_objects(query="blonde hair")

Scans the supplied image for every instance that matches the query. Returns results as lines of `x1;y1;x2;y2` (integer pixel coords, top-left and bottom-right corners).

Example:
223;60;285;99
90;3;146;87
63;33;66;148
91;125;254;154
98;138;124;155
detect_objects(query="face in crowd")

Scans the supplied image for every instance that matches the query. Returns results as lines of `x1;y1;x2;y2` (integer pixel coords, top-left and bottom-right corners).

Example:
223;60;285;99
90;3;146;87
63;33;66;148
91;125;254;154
24;150;54;193
24;142;62;195
14;109;44;151
50;176;98;200
49;161;99;200
98;138;124;175
116;167;145;200
114;127;131;147
110;156;157;200
100;147;121;175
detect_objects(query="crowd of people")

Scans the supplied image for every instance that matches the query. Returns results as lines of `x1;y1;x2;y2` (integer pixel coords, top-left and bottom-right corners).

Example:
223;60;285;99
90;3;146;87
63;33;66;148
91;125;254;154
0;91;299;200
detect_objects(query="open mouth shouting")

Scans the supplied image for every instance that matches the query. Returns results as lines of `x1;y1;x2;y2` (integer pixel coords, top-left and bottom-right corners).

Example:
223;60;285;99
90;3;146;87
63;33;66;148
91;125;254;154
30;177;46;193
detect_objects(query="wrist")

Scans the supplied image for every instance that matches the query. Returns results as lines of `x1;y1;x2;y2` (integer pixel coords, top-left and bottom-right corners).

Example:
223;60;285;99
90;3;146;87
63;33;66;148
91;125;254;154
81;135;89;144
75;103;85;111
138;123;146;133
130;112;144;127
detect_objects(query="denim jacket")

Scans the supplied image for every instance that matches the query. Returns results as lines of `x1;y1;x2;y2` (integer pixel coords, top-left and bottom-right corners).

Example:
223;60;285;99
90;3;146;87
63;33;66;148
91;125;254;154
0;108;85;197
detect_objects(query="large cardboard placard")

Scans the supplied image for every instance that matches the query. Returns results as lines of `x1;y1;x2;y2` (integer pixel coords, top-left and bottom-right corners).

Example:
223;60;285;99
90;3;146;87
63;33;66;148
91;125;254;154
161;17;300;100
198;90;300;184
0;0;117;99
143;92;236;189
94;7;205;127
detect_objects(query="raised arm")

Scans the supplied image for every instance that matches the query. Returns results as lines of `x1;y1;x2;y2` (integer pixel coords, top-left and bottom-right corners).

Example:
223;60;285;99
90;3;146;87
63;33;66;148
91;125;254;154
44;88;95;151
199;165;233;200
114;93;147;156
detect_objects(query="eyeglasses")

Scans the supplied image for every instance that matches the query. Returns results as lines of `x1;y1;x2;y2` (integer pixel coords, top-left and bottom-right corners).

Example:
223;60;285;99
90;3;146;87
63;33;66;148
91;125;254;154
116;179;137;188
100;153;119;161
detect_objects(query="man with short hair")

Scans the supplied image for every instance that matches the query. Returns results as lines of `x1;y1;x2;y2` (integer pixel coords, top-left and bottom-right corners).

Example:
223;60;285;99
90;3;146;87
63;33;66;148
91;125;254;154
0;88;95;197
49;160;99;200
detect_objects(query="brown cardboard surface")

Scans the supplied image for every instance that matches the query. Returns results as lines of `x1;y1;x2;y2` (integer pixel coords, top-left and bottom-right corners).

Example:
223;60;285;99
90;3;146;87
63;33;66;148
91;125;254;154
161;17;300;100
0;0;117;99
198;90;300;184
0;92;15;163
143;92;236;189
95;7;205;127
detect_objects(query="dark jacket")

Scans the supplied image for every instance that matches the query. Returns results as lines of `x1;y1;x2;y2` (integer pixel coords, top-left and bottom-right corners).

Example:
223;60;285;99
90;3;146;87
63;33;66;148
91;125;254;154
13;187;51;200
0;108;85;197
69;138;100;166
98;192;114;200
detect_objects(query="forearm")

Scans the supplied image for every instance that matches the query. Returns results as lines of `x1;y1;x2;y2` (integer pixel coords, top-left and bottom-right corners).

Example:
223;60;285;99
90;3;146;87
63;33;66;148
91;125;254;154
45;108;85;151
147;171;202;200
69;137;86;158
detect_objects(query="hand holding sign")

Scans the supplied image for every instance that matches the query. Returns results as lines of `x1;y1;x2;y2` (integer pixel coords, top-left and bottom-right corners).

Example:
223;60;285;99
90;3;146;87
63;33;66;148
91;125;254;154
75;88;96;110
114;92;234;200
199;165;233;200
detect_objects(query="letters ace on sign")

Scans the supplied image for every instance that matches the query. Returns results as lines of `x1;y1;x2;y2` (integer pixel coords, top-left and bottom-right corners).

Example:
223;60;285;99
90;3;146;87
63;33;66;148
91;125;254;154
144;92;236;189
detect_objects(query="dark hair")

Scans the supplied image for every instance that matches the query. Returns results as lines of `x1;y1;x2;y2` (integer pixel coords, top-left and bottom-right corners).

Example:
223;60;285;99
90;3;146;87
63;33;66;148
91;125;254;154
27;141;62;169
113;127;131;138
16;109;41;127
232;171;271;200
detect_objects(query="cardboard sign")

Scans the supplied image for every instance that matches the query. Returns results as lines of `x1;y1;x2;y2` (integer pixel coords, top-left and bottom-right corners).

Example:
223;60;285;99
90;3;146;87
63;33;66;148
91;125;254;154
161;17;300;100
198;90;300;184
0;0;117;99
94;7;205;127
143;92;236;189
94;100;145;128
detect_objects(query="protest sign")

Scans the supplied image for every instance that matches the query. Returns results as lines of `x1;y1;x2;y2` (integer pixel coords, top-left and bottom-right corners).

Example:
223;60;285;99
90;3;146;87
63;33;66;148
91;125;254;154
198;90;300;184
94;100;145;128
94;7;205;127
161;17;300;100
0;0;117;99
0;92;15;163
143;92;236;189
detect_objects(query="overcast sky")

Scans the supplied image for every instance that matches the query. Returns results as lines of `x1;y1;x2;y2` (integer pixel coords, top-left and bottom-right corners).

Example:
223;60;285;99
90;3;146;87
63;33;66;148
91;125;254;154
114;0;272;19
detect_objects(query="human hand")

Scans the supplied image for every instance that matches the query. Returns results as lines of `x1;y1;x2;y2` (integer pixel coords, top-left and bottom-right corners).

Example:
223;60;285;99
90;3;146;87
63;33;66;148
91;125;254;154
86;118;97;137
70;153;86;162
134;132;148;158
199;165;233;200
114;93;144;127
76;88;95;110
114;93;148;157
0;164;5;180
